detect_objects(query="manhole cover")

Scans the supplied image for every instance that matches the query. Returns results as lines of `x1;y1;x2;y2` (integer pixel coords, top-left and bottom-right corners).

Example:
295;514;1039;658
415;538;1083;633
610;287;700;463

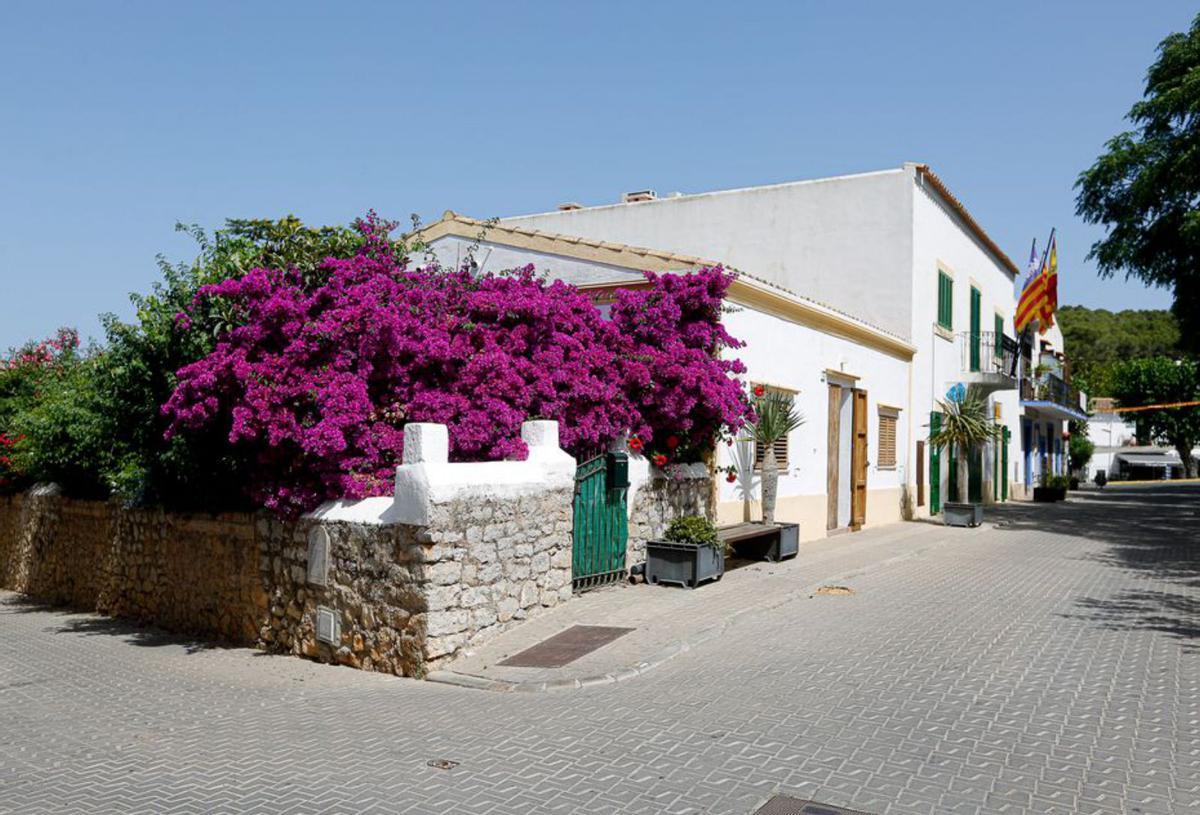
814;585;855;596
753;796;874;815
498;625;634;668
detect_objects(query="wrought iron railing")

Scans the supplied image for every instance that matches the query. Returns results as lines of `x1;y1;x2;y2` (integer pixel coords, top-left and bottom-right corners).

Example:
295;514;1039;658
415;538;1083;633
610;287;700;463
1020;370;1083;411
960;330;1019;377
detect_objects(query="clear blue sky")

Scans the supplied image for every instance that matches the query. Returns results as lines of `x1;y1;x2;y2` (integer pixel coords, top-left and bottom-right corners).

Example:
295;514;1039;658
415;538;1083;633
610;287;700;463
1;1;1190;350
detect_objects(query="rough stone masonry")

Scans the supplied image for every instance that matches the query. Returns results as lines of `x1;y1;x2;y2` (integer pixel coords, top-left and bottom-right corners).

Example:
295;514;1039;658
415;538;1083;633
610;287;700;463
0;421;711;678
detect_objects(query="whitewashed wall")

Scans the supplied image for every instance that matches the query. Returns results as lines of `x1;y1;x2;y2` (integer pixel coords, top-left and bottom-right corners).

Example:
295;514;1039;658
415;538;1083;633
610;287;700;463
909;175;1024;508
715;306;912;538
502;169;916;340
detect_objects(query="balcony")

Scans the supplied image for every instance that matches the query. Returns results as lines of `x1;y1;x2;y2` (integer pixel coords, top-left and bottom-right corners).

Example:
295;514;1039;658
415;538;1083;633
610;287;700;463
1020;370;1087;421
954;330;1018;394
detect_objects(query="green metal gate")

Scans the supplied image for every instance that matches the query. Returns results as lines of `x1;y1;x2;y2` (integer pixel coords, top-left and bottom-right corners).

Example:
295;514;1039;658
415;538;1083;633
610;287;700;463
929;412;942;514
572;453;629;591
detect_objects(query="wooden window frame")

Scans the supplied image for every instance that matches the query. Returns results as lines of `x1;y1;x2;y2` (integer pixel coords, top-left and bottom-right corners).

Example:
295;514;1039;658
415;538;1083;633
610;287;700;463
877;407;899;470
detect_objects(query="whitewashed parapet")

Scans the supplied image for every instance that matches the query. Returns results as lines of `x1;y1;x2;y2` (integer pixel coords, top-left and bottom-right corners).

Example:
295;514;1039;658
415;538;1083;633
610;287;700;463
392;421;575;526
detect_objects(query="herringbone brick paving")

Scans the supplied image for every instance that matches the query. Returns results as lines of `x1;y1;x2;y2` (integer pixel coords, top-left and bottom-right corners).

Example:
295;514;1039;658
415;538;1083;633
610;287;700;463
1;485;1197;814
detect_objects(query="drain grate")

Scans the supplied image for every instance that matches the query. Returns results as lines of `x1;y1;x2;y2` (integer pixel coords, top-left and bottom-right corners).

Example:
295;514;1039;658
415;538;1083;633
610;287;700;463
753;796;874;815
498;625;634;668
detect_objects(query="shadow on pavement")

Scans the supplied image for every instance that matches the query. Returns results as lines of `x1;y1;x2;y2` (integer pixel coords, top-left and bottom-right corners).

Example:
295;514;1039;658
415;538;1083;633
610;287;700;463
0;594;218;653
990;484;1199;650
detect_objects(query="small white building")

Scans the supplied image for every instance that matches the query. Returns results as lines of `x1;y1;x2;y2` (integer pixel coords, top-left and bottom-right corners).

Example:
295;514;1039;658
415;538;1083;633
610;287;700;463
414;213;915;539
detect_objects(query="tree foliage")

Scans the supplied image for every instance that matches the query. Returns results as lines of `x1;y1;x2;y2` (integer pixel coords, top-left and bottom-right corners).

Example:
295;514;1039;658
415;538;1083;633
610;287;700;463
1057;305;1181;394
1109;356;1200;477
1075;13;1200;354
928;385;998;504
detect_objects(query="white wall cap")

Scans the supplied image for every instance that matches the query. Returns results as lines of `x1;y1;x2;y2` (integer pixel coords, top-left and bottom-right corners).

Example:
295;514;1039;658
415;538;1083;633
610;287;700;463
403;423;449;465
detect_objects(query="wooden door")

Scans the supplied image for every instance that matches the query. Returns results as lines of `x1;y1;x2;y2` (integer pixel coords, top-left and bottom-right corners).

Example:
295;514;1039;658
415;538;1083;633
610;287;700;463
826;384;842;530
850;389;868;530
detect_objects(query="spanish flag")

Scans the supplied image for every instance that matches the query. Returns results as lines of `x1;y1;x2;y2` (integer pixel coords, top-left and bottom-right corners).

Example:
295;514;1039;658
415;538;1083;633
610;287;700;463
1015;229;1057;334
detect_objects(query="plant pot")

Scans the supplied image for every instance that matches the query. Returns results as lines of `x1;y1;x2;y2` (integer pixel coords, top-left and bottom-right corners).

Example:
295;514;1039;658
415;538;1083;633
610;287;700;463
1054;486;1068;501
645;540;724;589
728;522;799;562
943;501;983;527
1033;487;1057;503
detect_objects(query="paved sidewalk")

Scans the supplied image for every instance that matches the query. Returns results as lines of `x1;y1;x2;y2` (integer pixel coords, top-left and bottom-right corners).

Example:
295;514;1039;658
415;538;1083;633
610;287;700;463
433;519;960;691
1;484;1197;814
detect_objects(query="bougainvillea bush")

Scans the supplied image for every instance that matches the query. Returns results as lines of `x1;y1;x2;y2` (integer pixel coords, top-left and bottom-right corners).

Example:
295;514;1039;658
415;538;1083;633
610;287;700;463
163;217;750;515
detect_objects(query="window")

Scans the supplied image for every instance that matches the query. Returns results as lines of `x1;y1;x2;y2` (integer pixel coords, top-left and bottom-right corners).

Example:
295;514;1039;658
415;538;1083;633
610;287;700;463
937;270;953;330
994;313;1004;356
752;384;794;469
877;407;899;469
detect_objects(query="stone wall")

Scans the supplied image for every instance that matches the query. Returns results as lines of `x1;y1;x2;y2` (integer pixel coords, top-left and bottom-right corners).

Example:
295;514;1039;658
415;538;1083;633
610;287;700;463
0;420;582;677
0;491;428;676
627;462;714;564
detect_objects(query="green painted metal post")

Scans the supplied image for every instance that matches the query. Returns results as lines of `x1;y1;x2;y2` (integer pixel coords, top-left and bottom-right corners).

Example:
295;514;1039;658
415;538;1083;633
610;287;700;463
1002;427;1010;501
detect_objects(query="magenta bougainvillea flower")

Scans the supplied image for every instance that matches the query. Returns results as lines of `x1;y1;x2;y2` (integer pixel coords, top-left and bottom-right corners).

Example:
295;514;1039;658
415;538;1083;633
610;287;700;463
162;216;751;515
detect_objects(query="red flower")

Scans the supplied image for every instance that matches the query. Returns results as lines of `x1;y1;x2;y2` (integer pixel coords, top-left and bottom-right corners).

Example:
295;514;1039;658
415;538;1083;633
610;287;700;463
725;471;737;483
753;384;766;397
628;436;644;452
666;435;679;450
652;453;668;467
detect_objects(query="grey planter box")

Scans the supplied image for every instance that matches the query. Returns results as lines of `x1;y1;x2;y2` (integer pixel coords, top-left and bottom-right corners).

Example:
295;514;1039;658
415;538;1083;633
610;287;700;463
943;501;983;527
645;540;724;589
727;522;800;562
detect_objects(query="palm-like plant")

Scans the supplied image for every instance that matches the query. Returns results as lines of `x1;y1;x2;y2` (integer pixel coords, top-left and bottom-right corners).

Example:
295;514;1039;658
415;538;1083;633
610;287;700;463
752;389;805;523
927;385;998;505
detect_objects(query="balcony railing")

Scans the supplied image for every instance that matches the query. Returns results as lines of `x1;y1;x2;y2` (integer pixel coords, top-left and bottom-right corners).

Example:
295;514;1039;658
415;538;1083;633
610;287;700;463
1020;370;1084;412
960;330;1019;378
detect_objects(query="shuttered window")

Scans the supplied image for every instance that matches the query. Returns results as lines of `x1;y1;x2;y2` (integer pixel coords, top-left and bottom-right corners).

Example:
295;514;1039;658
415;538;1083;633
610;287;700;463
994;313;1004;356
877;409;898;469
937;270;953;330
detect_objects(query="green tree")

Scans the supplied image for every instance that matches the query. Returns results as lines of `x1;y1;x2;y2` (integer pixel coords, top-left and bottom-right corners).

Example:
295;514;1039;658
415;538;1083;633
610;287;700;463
1109;357;1200;477
1075;14;1200;354
1057;306;1181;394
1068;421;1095;476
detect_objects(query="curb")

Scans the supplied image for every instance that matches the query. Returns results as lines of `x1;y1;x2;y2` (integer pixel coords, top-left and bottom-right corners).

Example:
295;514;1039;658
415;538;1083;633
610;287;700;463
425;530;959;693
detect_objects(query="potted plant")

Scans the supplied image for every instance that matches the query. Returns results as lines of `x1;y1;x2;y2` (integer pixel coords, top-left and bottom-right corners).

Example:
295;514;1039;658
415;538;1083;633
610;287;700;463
751;387;805;524
1034;473;1069;502
928;384;996;527
645;515;725;589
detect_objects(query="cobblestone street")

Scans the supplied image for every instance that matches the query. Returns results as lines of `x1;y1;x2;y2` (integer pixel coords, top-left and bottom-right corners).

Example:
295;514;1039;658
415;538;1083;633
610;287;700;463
1;485;1197;815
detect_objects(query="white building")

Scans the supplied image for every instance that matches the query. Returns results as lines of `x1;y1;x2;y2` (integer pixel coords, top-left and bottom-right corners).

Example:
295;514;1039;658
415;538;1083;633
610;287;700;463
414;213;914;539
416;163;1087;541
502;166;1085;511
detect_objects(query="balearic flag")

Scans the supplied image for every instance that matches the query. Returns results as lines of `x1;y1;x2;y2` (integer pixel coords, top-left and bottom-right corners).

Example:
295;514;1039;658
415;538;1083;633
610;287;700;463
1038;234;1058;331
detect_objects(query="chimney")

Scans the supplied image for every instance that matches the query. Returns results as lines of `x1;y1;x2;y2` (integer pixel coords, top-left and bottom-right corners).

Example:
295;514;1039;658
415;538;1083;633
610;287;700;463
621;189;657;204
557;202;583;211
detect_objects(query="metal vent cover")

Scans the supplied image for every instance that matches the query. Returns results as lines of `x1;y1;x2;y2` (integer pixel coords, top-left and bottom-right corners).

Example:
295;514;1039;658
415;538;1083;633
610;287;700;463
315;605;340;646
753;797;874;815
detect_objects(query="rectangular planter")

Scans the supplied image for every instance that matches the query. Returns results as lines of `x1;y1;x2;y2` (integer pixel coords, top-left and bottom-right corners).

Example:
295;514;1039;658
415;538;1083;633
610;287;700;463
943;501;983;527
1033;487;1057;503
727;522;800;562
645;540;724;589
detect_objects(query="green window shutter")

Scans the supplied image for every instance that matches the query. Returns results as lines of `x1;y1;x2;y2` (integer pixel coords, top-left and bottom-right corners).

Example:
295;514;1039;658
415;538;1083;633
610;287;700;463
994;313;1004;355
929;411;942;513
969;287;981;372
937;271;953;330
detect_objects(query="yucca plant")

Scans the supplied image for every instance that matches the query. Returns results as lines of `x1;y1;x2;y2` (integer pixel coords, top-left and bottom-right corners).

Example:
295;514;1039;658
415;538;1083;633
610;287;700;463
927;385;999;505
751;389;805;523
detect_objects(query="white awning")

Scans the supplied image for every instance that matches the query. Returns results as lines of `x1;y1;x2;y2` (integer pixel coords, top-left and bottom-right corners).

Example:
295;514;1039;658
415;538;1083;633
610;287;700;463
1115;453;1180;467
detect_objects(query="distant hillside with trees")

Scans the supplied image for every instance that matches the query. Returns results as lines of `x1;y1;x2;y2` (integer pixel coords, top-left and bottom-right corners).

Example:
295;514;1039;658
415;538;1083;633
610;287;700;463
1057;305;1181;395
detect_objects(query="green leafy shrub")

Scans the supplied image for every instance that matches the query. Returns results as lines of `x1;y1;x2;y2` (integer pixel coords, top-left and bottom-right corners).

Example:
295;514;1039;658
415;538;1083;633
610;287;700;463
664;515;719;550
